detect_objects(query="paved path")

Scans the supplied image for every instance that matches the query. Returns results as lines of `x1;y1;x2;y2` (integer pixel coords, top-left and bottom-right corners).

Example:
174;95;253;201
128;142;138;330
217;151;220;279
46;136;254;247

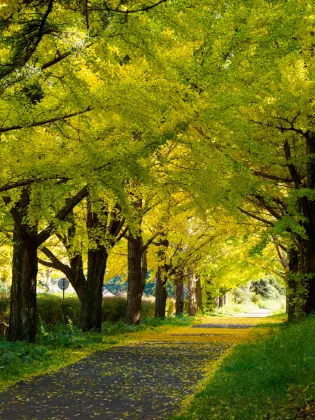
0;342;228;419
0;317;267;419
236;309;274;318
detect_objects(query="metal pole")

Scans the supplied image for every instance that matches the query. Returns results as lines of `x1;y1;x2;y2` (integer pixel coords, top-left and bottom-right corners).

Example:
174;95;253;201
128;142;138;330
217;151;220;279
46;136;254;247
63;278;65;300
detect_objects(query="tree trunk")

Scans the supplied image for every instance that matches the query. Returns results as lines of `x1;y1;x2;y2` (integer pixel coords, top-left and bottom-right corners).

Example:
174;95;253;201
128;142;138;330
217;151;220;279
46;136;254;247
45;269;52;292
175;270;184;316
224;292;229;306
8;225;38;342
81;249;107;331
301;236;315;315
303;135;315;314
218;295;224;308
141;247;147;295
287;247;299;321
204;278;216;311
155;238;169;319
125;235;143;325
188;268;197;316
155;265;167;318
195;276;203;312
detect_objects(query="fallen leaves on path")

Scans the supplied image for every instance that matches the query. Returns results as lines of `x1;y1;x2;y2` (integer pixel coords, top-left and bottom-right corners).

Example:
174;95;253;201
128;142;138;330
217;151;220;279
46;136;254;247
0;317;270;419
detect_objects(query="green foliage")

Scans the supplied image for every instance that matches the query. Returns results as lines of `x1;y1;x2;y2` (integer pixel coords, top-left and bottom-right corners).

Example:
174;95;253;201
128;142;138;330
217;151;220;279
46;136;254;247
232;285;252;305
0;293;9;323
250;278;284;300
1;294;156;326
176;315;315;420
0;341;48;369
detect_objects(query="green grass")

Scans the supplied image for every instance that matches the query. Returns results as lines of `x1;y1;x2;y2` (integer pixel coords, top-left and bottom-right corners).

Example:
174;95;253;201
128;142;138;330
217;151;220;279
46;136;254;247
0;315;194;391
175;315;315;419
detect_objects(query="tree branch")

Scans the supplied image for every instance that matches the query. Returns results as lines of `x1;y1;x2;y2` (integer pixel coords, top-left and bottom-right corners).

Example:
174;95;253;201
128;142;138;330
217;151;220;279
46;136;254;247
39;246;72;278
283;140;302;187
251;193;282;220
251;170;293;184
104;0;167;14
0;107;92;134
237;207;275;226
36;185;88;246
142;231;162;252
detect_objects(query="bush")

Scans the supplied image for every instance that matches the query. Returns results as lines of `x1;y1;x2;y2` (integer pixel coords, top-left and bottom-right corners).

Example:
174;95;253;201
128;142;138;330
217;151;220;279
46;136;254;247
0;294;156;326
0;341;49;368
232;285;251;304
38;294;81;325
250;278;282;300
251;293;262;305
0;294;10;323
101;297;127;322
141;297;155;317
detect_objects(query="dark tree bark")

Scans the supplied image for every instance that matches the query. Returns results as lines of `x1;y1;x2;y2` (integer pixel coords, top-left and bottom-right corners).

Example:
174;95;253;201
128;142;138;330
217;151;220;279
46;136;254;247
287;247;299;321
195;276;203;312
6;186;88;342
155;238;169;319
218;295;224;308
174;270;184;316
155;265;168;318
39;199;124;332
81;249;108;331
81;201;109;331
187;268;197;316
9;221;38;342
303;238;315;314
141;248;148;295
125;234;143;325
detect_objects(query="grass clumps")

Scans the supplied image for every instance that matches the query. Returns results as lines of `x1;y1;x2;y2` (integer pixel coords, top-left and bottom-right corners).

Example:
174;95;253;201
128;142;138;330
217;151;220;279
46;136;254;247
176;315;315;420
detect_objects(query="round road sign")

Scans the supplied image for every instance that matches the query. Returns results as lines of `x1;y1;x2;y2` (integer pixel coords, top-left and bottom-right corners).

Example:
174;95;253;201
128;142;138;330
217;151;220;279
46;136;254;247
58;278;70;291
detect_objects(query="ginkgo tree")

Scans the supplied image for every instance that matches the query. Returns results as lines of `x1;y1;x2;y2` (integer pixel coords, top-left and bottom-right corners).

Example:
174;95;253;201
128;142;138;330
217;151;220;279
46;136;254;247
0;0;209;341
173;0;315;319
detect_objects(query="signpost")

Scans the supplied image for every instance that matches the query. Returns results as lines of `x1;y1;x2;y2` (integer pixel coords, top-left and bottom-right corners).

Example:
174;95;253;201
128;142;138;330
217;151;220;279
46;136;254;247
58;278;70;300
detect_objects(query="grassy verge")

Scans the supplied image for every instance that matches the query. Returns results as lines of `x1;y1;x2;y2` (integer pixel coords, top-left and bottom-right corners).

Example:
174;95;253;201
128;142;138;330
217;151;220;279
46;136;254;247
175;314;315;420
0;315;194;391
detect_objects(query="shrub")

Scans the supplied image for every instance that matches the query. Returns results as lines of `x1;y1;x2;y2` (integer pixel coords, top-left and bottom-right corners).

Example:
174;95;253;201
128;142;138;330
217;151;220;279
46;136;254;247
251;293;262;305
232;285;251;304
0;294;156;327
102;297;128;322
0;341;49;369
0;294;10;323
141;297;155;317
250;278;281;300
37;294;81;326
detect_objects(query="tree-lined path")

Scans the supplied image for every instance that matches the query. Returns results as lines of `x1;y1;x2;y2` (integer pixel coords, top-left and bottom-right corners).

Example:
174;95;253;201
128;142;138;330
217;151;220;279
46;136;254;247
0;317;270;419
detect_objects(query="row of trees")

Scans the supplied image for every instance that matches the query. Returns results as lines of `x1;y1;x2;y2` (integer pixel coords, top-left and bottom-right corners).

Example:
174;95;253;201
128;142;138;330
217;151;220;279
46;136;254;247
0;0;314;342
